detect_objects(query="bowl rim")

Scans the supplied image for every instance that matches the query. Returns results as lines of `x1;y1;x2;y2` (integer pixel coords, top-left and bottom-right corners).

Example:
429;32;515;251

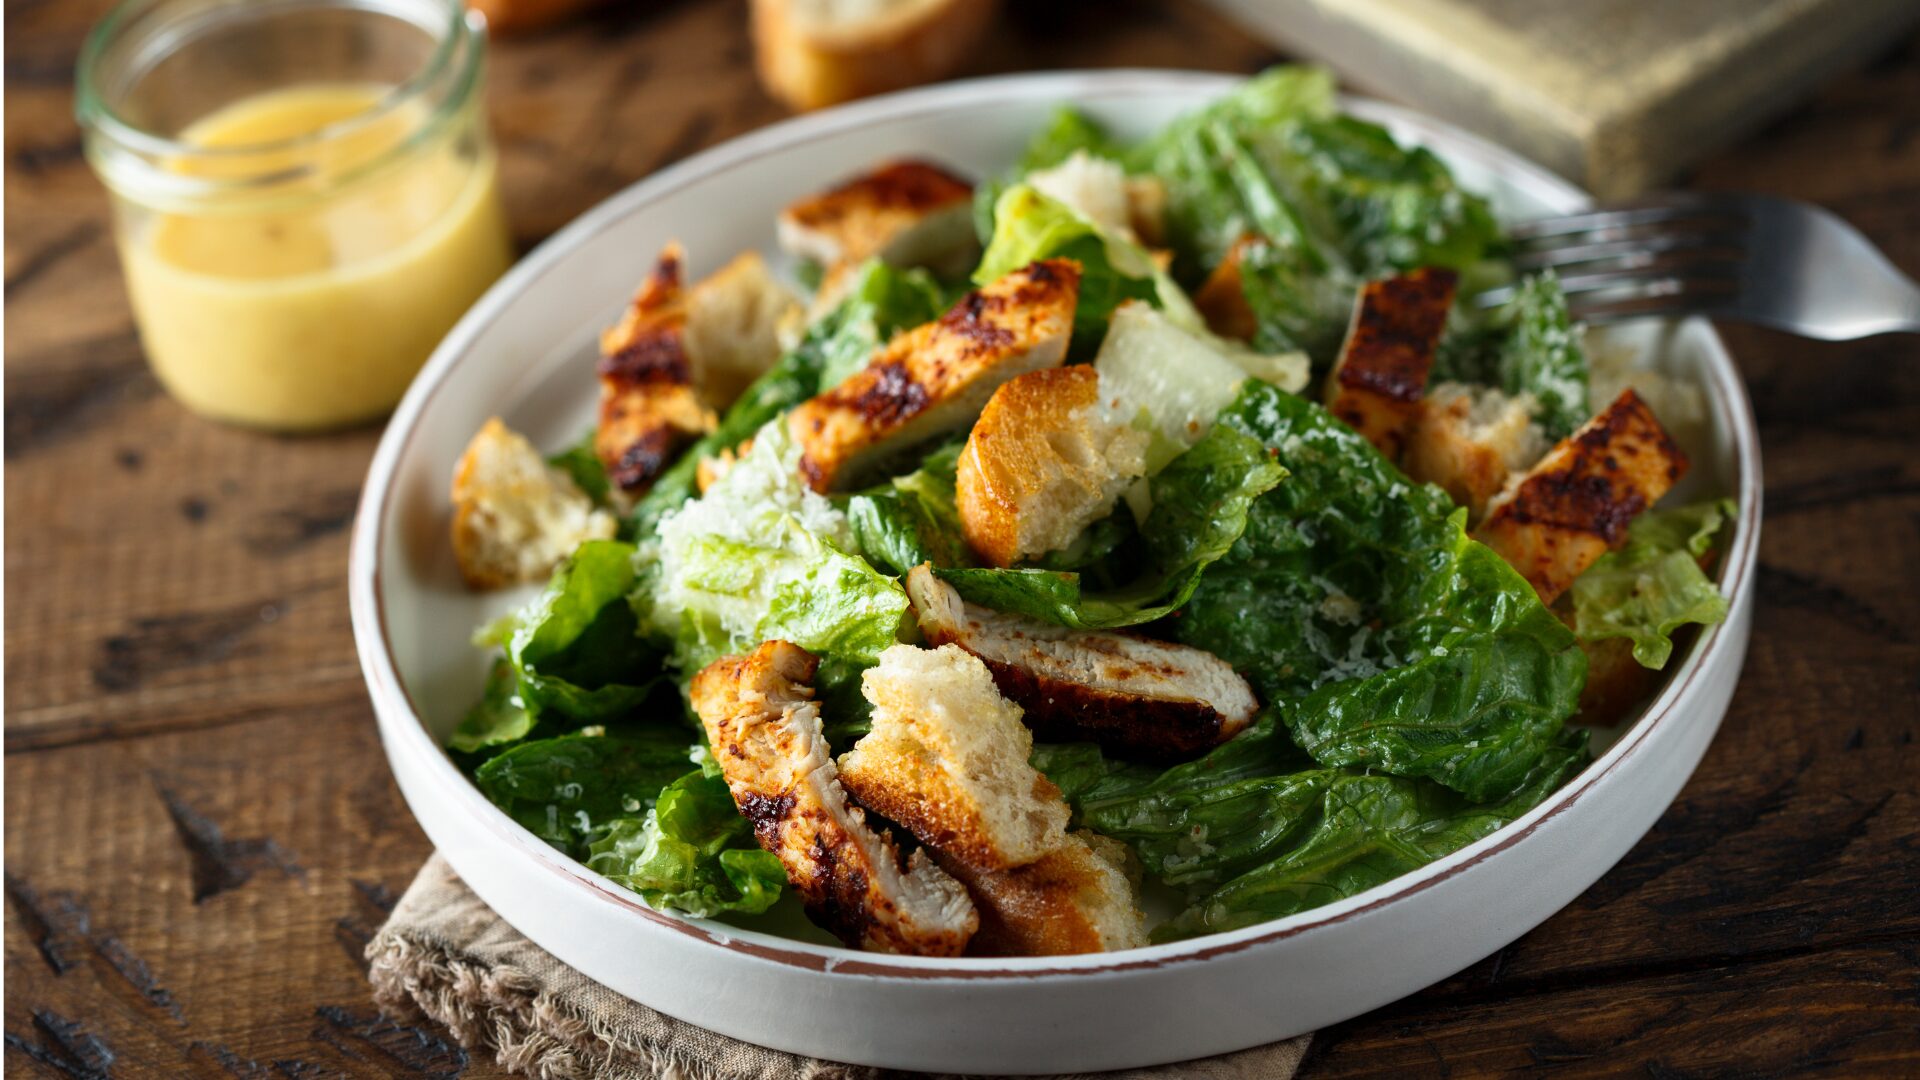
348;67;1763;980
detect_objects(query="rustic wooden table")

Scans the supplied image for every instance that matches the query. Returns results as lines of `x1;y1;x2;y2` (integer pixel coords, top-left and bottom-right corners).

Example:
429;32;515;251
7;2;1919;1076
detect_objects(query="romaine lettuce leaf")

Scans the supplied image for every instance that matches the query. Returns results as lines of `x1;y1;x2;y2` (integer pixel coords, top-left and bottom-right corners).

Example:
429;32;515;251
1573;499;1734;669
976;184;1160;350
1433;271;1590;439
649;421;908;733
844;442;972;576
936;420;1285;628
547;429;613;507
628;261;945;534
587;764;786;918
975;106;1127;243
473;728;696;856
1152;729;1588;939
487;539;665;723
1237;236;1356;374
449;657;536;753
1175;381;1585;802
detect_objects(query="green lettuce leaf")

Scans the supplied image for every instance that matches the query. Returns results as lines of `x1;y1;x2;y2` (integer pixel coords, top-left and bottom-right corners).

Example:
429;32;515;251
1432;271;1590;439
449;657;536;754
1237;236;1356;375
587;765;786;918
491;540;665;723
936;421;1285;628
1573;499;1734;669
648;421;908;742
1153;729;1588;939
547;429;613;507
627;261;945;533
473;729;696;856
976;184;1160;351
975;106;1127;243
844;442;972;576
1175;381;1585;801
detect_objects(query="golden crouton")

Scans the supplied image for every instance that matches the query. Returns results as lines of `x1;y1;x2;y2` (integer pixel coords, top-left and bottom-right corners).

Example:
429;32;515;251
691;641;978;956
955;366;1149;568
1324;268;1458;460
449;418;618;590
1476;388;1688;605
837;644;1148;955
839;643;1069;871
595;243;717;498
1403;381;1549;522
788;259;1080;492
682;251;801;409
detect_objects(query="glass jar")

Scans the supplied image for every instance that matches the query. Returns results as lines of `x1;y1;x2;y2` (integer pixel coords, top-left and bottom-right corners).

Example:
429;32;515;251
77;0;514;431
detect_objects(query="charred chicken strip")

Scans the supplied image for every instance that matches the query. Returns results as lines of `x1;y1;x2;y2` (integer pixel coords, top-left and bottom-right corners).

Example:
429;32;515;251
788;259;1080;492
905;566;1258;759
1323;267;1457;460
595;242;717;498
1475;388;1688;605
690;640;977;956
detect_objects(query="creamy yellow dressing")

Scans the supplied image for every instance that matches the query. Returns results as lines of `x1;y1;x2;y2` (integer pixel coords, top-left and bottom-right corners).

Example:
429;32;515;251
119;84;512;430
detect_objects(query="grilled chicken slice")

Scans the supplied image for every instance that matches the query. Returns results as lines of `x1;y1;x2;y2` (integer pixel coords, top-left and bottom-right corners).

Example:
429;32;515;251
690;641;977;956
777;159;978;282
596;243;718;498
955;366;1149;568
905;566;1258;759
1403;381;1549;523
837;644;1148;955
788;259;1080;492
1475;388;1688;605
1192;234;1260;342
1323;268;1458;460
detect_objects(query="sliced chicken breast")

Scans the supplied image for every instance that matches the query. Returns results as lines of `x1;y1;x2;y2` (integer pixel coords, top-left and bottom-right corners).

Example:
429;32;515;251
596;242;717;497
1324;267;1457;460
690;640;977;956
1475;388;1688;605
837;643;1148;955
777;159;978;280
905;566;1259;759
788;259;1080;492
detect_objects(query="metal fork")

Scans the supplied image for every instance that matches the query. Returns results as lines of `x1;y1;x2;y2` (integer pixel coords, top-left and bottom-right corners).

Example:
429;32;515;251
1478;193;1920;339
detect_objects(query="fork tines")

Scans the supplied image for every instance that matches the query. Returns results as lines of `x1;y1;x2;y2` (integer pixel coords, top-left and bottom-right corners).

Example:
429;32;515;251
1483;195;1753;323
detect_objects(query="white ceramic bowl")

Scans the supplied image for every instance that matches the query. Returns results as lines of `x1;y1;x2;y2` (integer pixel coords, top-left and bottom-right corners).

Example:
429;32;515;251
349;70;1761;1074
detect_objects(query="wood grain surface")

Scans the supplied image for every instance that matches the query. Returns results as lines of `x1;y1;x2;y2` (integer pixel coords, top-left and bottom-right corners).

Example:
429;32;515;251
6;2;1918;1076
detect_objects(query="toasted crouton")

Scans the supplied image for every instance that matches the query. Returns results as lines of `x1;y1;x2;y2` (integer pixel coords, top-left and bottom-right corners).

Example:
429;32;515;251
839;643;1068;871
1476;389;1688;605
1125;176;1168;248
777;159;978;279
1192;234;1259;342
1403;381;1549;522
683;251;801;409
955;366;1149;568
596;243;718;498
906;566;1259;758
838;644;1148;955
1324;268;1458;460
750;0;999;113
691;641;977;956
788;259;1080;492
450;418;618;590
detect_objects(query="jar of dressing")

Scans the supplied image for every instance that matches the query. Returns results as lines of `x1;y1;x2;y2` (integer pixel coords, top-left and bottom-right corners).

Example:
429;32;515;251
77;0;514;431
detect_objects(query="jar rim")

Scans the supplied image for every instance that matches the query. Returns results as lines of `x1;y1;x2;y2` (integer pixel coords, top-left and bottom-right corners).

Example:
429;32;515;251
76;0;483;191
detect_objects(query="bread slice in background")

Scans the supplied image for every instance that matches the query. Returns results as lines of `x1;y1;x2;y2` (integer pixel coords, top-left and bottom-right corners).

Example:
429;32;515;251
751;0;1001;111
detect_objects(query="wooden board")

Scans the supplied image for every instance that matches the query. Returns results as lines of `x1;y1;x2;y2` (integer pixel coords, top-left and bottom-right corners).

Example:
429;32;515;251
6;2;1919;1076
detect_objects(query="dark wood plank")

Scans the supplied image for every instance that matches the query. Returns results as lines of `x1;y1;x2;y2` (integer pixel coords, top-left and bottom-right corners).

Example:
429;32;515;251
5;1;1918;1076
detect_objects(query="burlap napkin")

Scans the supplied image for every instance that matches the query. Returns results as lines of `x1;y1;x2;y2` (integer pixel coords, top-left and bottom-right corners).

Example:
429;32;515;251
367;855;1312;1080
